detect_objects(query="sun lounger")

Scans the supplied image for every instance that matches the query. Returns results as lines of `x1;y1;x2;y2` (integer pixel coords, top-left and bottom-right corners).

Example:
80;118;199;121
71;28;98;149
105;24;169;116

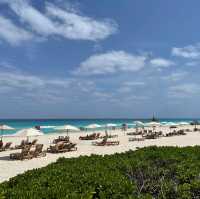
100;134;118;139
10;145;32;160
15;140;25;149
47;141;77;153
0;142;12;152
166;130;186;137
127;131;142;136
0;140;3;149
31;139;38;145
53;136;69;144
62;143;77;152
15;139;38;149
92;137;119;146
29;144;46;158
145;134;158;139
79;133;100;140
92;140;119;146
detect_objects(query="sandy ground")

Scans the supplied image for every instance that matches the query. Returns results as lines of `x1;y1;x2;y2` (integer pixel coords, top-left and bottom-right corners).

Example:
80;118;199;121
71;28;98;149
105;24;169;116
0;125;199;183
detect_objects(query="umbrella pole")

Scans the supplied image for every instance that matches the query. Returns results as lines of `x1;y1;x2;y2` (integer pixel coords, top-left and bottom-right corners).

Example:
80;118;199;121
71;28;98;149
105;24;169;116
1;129;2;141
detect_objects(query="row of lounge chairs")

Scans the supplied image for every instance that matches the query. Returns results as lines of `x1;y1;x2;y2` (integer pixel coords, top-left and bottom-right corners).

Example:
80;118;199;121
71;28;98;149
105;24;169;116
10;144;46;160
165;130;186;137
9;136;77;160
78;132;120;146
0;142;13;152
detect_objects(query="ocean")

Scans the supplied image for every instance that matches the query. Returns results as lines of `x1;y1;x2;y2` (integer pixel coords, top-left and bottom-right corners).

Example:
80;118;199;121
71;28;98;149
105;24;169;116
0;118;198;135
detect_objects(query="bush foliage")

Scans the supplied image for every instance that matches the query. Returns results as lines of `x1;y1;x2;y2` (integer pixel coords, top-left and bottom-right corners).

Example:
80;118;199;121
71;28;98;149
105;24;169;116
1;146;200;198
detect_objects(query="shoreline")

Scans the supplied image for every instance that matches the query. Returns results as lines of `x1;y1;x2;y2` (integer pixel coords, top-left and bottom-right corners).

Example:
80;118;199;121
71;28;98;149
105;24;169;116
0;124;200;183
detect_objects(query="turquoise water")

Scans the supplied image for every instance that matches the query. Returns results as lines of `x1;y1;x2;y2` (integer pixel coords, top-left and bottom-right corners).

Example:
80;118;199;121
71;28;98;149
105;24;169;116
0;118;197;135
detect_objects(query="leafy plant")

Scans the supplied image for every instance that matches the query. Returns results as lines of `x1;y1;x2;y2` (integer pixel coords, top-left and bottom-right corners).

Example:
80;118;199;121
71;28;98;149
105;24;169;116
1;146;200;198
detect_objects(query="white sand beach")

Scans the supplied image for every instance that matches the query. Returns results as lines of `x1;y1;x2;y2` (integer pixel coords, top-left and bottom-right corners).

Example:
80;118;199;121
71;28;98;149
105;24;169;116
0;124;200;183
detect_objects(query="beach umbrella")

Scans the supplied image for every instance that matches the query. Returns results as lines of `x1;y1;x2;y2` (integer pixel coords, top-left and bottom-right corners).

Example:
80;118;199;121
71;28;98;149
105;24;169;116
134;121;145;127
85;124;101;129
146;122;160;127
133;121;145;133
104;123;117;135
105;123;117;128
164;122;177;127
178;122;189;126
146;122;160;132
55;125;79;131
191;120;199;131
54;125;79;135
40;125;56;129
14;128;44;141
0;124;14;140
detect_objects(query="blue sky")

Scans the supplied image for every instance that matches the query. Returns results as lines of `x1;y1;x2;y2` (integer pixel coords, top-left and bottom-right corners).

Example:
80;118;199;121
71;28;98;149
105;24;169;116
1;0;200;118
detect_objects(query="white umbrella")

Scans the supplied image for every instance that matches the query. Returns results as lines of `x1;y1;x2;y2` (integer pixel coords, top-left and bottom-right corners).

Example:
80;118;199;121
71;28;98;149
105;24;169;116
146;122;160;127
40;125;56;129
14;128;44;141
55;125;79;131
146;122;160;133
134;121;145;127
0;124;14;139
105;123;117;128
0;125;14;130
178;122;189;126
54;125;79;136
164;122;177;127
85;124;101;129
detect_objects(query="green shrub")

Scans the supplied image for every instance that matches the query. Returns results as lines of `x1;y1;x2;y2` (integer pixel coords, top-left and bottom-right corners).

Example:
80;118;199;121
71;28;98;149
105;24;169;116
1;146;200;198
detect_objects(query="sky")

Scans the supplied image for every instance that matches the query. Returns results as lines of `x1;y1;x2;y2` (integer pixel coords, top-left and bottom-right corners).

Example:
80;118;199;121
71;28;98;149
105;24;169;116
0;0;200;119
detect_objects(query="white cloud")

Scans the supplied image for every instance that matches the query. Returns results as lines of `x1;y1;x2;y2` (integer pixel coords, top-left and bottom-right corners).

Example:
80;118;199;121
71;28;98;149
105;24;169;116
123;81;145;86
7;0;56;36
0;71;71;91
150;58;174;67
0;61;17;69
169;83;200;98
0;15;33;45
46;3;117;41
185;61;199;66
1;0;117;43
162;71;188;82
74;51;147;75
172;43;200;59
118;81;145;93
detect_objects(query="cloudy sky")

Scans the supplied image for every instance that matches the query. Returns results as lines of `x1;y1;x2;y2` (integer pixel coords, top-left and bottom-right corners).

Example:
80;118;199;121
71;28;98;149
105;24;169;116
0;0;200;119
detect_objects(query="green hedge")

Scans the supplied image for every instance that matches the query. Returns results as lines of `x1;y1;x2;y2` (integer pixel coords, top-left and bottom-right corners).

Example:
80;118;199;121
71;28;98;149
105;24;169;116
1;146;200;198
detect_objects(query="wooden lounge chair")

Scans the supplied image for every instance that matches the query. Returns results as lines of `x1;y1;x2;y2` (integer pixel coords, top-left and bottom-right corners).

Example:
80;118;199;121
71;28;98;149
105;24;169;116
127;131;142;136
0;142;12;152
79;133;100;140
15;140;26;149
62;142;77;152
145;134;158;139
92;137;119;146
29;144;46;158
0;140;3;149
31;139;38;145
100;134;118;139
53;136;69;144
47;141;77;153
10;145;32;160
